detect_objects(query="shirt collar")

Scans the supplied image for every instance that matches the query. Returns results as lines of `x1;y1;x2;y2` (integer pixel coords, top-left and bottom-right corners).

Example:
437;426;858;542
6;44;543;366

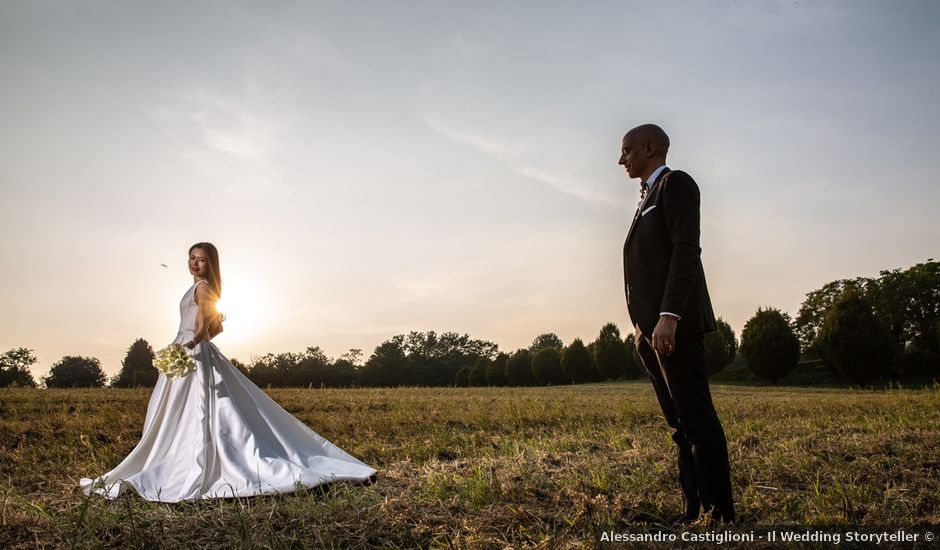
644;165;668;188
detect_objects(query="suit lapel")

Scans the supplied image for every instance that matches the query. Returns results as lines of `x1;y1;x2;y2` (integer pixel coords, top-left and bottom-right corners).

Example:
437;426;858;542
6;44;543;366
625;167;670;245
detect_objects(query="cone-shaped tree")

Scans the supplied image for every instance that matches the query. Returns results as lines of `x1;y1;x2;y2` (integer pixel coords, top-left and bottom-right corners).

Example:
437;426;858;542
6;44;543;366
531;347;565;385
111;338;158;387
592;323;631;380
469;358;489;386
561;339;595;383
486;352;509;386
704;318;737;377
817;290;895;386
505;349;536;386
740;308;800;384
622;333;643;379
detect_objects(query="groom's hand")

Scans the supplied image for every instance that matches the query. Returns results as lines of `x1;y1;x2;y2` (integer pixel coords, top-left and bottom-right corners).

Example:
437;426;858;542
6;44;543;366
652;315;678;356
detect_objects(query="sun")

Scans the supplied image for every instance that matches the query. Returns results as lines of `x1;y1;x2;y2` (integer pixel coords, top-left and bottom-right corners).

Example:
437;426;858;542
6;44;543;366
214;271;268;341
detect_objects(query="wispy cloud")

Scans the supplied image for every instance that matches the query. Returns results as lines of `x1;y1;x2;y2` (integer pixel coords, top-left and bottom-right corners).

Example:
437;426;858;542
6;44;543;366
149;89;292;193
417;109;618;205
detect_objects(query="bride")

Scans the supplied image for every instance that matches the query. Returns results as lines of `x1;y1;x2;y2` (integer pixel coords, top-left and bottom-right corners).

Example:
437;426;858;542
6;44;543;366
81;242;376;501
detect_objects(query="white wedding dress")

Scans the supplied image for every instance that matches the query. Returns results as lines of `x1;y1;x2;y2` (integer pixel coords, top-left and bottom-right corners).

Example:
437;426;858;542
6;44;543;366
80;280;376;502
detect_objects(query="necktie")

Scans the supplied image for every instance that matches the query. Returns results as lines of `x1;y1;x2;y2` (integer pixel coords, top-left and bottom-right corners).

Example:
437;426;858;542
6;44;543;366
640;180;649;199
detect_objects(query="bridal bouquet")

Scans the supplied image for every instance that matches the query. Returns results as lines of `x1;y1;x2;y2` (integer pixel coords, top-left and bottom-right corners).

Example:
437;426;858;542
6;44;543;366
154;343;196;379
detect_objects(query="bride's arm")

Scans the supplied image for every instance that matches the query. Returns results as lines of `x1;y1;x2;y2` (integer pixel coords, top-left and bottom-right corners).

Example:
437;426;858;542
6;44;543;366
185;283;221;349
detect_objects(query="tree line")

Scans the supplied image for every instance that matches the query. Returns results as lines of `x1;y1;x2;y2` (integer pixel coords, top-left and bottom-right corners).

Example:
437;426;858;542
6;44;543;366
2;259;936;389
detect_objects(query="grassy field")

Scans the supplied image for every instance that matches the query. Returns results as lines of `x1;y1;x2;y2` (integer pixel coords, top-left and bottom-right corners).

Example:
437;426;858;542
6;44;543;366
1;382;939;548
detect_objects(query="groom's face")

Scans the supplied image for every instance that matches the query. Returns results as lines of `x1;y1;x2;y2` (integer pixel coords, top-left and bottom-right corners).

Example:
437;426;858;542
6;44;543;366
619;133;650;180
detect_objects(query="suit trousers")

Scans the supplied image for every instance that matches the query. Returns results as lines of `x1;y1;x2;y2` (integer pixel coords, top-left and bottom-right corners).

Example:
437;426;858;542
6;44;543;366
636;331;735;523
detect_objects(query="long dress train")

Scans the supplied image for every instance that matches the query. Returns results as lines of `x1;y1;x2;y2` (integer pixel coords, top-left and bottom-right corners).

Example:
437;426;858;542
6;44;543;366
80;280;376;502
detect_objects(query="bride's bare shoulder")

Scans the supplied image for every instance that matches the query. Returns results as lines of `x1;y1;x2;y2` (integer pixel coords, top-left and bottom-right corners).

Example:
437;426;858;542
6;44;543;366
194;281;218;304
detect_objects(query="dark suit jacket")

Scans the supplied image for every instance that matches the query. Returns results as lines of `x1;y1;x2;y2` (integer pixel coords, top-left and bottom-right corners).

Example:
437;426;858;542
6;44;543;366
623;168;717;337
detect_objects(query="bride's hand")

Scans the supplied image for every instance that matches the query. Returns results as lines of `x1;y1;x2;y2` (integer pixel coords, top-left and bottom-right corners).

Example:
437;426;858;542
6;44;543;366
184;341;196;350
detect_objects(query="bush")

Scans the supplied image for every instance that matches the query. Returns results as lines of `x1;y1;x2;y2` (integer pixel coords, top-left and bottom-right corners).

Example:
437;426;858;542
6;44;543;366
817;290;895;385
44;356;107;388
704;318;737;376
505;350;535;386
531;348;565;385
740;308;800;384
561;339;595;383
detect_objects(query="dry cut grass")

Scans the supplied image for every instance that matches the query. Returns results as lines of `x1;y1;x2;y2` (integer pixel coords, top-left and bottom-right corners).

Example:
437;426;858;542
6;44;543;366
1;382;939;548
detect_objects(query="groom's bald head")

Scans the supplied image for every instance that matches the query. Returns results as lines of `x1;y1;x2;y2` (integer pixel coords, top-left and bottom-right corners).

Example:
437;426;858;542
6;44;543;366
620;124;670;181
626;124;670;157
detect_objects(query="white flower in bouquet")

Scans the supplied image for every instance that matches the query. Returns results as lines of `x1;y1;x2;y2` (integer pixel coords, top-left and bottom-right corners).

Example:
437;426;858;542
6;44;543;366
154;343;196;379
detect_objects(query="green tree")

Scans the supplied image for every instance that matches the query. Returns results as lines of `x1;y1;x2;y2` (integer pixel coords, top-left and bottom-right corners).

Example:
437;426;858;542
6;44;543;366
110;339;157;388
585;341;605;382
531;347;565;385
592;323;631;380
871;260;940;353
795;278;873;354
505;349;535;386
794;260;940;359
230;358;251;378
401;331;499;386
0;348;37;388
244;347;334;387
817;290;895;386
560;339;595;383
326;349;360;387
358;337;414;387
44;356;107;388
469;358;489;387
704;318;737;376
529;333;564;354
485;352;509;386
740;308;800;384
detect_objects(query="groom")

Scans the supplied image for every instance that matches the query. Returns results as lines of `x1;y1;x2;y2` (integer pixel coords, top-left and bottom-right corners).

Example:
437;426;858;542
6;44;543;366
620;124;735;523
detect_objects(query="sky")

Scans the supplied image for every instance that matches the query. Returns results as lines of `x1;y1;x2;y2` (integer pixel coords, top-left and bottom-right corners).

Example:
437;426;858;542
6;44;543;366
1;0;938;379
